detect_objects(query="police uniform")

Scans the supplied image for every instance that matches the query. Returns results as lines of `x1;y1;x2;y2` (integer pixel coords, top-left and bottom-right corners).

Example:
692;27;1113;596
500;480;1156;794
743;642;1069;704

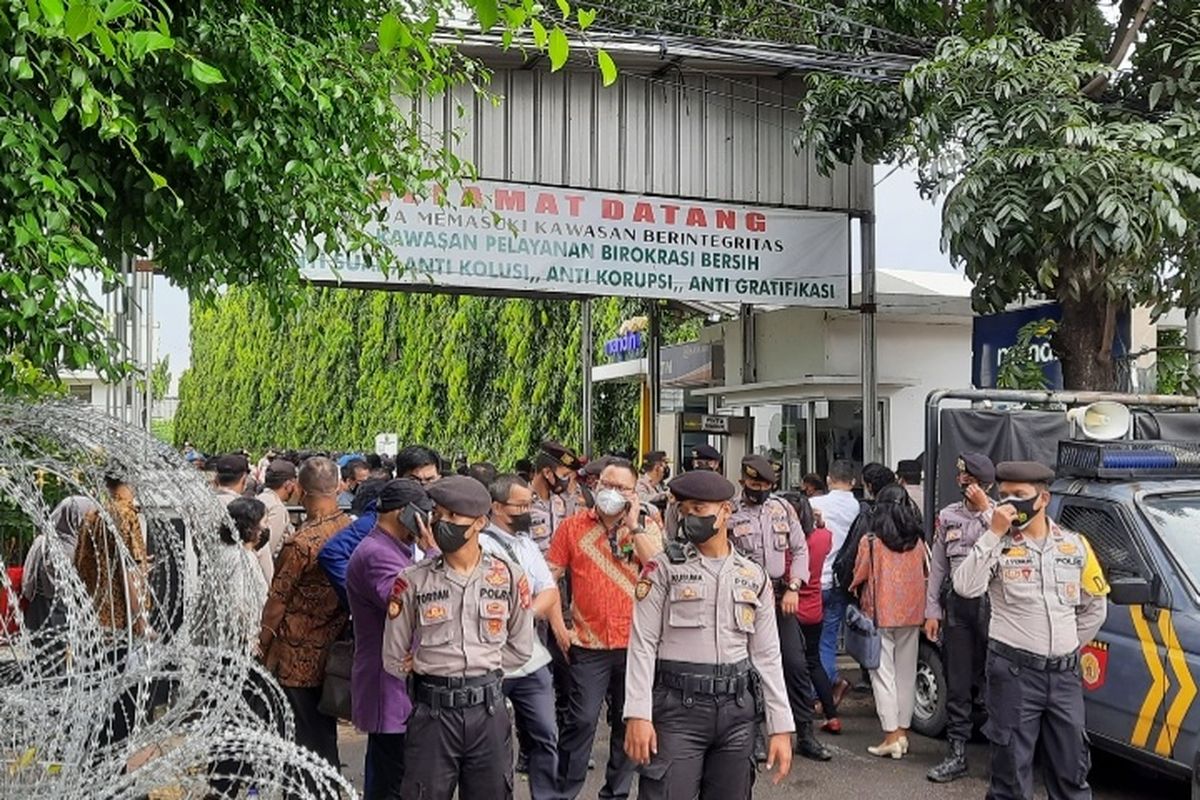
382;477;535;800
926;452;995;783
625;471;792;799
952;461;1109;800
728;456;829;760
530;441;583;554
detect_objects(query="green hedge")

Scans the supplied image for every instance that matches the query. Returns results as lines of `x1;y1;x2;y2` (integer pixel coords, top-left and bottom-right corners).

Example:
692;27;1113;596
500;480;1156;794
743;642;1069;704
176;287;696;463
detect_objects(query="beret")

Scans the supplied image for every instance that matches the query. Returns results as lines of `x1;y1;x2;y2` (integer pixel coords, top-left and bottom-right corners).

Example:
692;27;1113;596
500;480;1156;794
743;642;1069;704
265;459;297;479
741;454;777;484
427;475;492;517
669;470;736;502
956;452;996;485
995;461;1056;484
541;440;580;469
377;478;432;513
583;455;615;477
213;454;250;476
692;444;722;461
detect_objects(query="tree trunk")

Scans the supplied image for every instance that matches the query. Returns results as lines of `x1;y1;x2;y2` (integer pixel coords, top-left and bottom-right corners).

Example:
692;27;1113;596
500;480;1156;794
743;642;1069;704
1054;293;1118;391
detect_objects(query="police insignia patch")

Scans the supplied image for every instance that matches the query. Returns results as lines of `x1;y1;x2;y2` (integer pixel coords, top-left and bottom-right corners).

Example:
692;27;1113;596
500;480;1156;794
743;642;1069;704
740;589;756;602
486;567;508;587
486;601;505;615
518;575;531;609
423;604;447;622
681;587;697;599
487;618;504;636
635;579;652;601
387;599;402;619
740;606;755;627
1058;542;1078;555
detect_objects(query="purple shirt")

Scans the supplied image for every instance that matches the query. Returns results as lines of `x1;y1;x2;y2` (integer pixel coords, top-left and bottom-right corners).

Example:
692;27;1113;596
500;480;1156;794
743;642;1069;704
345;526;416;733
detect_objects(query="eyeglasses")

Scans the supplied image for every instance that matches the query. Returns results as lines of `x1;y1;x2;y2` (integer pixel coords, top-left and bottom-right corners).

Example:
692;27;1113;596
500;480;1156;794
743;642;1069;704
598;479;636;493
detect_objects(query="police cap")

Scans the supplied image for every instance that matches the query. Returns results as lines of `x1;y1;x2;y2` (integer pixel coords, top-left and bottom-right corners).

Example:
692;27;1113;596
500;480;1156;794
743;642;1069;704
669;470;736;502
540;440;580;469
214;453;250;477
741;455;777;484
583;455;615;477
377;478;432;513
426;475;492;517
692;444;722;462
956;452;995;485
995;461;1056;485
265;459;297;480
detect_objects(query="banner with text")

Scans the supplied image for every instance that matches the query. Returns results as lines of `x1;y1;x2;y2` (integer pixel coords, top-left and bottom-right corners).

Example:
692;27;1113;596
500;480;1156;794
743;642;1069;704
301;181;850;306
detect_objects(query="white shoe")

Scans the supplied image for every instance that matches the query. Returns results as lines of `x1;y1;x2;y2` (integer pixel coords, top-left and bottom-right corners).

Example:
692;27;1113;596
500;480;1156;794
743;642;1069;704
867;741;904;759
899;736;910;754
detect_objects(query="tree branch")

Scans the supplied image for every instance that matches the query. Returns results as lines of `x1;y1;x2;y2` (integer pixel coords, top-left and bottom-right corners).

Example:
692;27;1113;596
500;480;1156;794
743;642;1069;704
1083;0;1157;98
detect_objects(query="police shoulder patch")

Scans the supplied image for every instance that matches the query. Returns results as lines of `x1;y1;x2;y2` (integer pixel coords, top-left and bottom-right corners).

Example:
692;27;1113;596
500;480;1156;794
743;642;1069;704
635;578;652;601
387;599;403;619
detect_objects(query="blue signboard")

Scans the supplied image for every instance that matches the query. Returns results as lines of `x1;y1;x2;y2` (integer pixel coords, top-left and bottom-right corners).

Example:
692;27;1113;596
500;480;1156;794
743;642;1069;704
972;303;1129;389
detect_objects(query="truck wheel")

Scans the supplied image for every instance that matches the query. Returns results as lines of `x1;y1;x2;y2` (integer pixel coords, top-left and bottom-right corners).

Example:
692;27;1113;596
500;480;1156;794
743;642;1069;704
912;640;948;738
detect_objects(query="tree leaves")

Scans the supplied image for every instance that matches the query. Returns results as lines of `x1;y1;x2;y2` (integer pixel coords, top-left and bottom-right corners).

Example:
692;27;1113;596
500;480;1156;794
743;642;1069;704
548;27;569;71
597;48;617;86
188;59;225;85
378;12;402;54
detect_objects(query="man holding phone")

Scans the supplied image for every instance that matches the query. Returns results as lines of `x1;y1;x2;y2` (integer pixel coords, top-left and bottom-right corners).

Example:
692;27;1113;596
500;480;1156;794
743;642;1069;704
548;459;665;800
345;478;434;799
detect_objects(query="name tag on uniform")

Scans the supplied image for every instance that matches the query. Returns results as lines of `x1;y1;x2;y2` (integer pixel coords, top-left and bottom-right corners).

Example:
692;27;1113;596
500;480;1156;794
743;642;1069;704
944;527;962;542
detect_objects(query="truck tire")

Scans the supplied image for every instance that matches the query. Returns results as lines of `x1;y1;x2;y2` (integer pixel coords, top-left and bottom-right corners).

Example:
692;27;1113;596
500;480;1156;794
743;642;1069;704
912;639;948;738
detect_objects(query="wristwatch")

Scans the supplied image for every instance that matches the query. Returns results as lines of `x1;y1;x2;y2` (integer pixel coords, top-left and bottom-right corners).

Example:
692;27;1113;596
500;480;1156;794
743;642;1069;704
786;580;801;592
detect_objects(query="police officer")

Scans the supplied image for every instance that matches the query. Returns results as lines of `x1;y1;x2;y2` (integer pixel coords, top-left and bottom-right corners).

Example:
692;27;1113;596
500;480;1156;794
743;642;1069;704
636;451;670;507
665;444;723;538
382;476;535;800
953;461;1109;800
530;440;582;554
624;470;793;798
729;455;831;761
925;452;996;783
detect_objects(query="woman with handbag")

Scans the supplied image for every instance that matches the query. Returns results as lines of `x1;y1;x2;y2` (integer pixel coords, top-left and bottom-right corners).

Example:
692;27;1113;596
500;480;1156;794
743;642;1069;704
849;484;928;759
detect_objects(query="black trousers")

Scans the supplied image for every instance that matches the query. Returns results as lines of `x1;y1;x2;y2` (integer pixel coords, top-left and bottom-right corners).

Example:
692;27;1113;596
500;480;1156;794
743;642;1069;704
775;604;815;726
282;685;340;772
365;732;405;800
637;685;758;800
801;621;837;719
944;592;989;743
557;647;635;799
400;698;512;800
983;649;1091;800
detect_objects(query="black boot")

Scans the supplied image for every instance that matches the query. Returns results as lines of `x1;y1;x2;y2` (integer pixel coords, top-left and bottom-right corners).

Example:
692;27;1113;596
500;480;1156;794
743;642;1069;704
794;722;833;762
927;740;968;783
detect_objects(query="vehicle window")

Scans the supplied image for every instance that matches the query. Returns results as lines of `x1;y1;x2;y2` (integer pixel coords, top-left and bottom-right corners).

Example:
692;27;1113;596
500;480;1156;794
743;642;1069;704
1057;502;1147;580
1139;494;1200;592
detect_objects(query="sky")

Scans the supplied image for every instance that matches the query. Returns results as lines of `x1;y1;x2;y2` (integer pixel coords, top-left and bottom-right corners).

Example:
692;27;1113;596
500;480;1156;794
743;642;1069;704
149;164;954;393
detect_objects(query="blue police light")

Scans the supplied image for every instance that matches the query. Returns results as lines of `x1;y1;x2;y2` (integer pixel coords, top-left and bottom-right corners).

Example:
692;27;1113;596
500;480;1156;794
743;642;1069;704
1057;440;1200;480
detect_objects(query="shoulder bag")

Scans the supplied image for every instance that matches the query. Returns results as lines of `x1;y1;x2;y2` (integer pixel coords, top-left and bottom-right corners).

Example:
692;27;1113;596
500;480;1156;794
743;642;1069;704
843;535;882;670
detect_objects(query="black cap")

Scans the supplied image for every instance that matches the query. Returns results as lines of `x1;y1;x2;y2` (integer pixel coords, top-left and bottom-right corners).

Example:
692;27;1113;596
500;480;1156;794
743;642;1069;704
995;461;1055;484
669;470;736;502
377;478;432;513
643;450;668;463
692;444;722;462
741;455;777;483
427;475;492;517
540;440;580;469
956;452;996;485
214;454;250;477
583;455;615;477
265;459;297;480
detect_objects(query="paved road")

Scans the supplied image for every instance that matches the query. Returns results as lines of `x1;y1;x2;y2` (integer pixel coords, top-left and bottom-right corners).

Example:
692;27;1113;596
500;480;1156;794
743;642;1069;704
338;687;1189;798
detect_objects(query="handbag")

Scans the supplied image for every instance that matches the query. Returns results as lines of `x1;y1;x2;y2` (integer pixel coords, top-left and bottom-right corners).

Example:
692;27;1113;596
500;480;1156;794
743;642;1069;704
317;634;354;720
843;535;882;670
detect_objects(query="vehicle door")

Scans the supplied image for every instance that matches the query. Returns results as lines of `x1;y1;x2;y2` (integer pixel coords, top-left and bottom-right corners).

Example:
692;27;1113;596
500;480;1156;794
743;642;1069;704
1055;498;1172;758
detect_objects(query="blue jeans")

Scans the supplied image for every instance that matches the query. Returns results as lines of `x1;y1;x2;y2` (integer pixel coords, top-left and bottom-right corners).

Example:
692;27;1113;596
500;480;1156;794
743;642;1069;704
503;666;560;800
820;589;848;683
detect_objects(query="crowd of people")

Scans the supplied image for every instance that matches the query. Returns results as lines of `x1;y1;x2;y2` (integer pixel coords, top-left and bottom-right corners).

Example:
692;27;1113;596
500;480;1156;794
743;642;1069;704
26;437;1113;800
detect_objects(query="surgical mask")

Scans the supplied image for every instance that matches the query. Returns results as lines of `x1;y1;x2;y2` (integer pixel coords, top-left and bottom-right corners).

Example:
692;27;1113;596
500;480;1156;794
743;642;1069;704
743;487;769;505
509;512;532;534
999;495;1039;529
595;488;628;516
433;519;472;553
682;514;719;545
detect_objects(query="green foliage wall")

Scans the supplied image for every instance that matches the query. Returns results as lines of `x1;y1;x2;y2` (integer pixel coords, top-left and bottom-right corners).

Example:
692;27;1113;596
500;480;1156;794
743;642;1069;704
176;288;697;463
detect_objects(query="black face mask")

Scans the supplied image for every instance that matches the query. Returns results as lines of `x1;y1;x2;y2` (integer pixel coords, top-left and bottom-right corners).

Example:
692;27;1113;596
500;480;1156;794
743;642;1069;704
682;514;719;544
662;465;672;481
434;520;472;553
1000;495;1040;529
743;487;769;505
549;472;570;494
509;512;532;534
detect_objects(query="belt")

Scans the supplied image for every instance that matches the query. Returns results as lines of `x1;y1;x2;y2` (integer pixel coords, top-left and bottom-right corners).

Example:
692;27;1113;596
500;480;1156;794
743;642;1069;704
988;640;1078;672
414;670;503;712
655;659;752;698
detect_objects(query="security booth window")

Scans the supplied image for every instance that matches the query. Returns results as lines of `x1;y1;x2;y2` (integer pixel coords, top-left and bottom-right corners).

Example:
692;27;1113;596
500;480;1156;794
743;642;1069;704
1138;493;1200;595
